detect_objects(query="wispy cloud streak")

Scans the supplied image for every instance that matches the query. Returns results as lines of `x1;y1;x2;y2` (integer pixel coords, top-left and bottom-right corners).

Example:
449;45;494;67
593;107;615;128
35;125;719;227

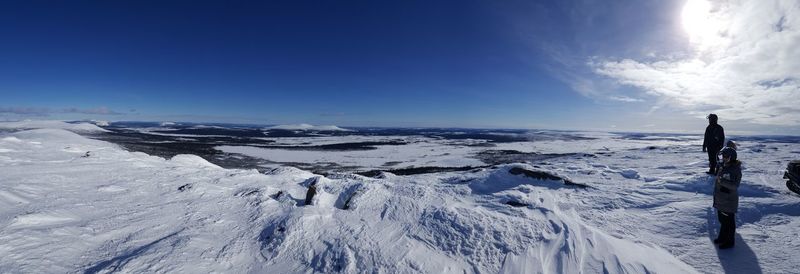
0;106;123;116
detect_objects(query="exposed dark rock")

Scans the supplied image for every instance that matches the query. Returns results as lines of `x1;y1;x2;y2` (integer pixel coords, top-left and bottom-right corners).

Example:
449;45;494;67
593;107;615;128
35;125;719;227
442;177;473;184
356;165;489;177
508;167;588;188
509;167;562;181
304;185;317;206
562;180;589;188
177;184;192;192
257;141;408;151
303;177;321;206
302;176;322;187
381;161;403;167
787;180;800;195
505;201;530;207
474;150;574;165
342;190;360;210
355;170;382;178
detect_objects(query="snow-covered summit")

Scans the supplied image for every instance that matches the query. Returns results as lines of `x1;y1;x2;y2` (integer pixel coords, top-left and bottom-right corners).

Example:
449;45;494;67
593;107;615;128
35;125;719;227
0;127;695;273
267;123;351;131
88;120;110;127
0;120;108;133
1;123;798;273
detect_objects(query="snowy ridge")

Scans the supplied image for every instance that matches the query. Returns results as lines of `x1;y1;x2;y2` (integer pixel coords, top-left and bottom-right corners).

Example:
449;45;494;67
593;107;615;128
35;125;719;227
90;120;110;127
267;123;351;131
0;120;108;133
0;128;698;273
169;154;223;169
3;123;800;273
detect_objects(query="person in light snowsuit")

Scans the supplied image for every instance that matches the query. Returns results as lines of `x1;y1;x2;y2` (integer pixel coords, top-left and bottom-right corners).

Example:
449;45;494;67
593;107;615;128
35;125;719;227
703;114;725;174
713;147;741;249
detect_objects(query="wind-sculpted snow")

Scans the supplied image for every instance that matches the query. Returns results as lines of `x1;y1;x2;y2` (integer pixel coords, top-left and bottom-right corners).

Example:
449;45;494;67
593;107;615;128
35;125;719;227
1;124;799;273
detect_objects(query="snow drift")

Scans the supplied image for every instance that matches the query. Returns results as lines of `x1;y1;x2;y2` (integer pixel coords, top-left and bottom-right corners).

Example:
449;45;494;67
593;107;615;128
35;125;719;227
0;126;698;273
2;121;798;273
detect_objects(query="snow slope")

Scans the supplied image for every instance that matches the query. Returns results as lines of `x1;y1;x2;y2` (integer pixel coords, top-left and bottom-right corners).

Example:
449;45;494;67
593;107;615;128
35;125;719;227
1;123;798;273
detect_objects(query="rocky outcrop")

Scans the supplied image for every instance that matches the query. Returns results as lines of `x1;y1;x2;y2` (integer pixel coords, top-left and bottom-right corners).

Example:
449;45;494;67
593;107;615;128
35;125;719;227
508;167;588;188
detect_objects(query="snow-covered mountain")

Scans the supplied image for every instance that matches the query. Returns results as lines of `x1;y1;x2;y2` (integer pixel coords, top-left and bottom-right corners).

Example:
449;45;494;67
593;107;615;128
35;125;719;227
267;123;351;131
1;121;798;273
0;120;108;133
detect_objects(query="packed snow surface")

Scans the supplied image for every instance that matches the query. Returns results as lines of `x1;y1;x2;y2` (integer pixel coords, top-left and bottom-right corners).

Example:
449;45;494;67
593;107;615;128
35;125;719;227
1;123;799;273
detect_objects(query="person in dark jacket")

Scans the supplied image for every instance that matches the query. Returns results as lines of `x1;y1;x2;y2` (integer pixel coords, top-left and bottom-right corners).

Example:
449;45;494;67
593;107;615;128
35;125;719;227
713;147;741;249
703;114;725;174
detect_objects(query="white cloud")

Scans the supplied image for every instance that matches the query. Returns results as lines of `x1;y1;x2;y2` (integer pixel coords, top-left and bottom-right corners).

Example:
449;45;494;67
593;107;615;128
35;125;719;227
0;106;123;116
0;107;50;116
62;107;122;115
608;95;644;102
594;0;800;126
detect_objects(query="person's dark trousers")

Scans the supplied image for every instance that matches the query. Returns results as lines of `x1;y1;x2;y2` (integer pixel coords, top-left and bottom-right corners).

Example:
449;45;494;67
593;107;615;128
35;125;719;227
708;147;721;173
717;210;736;246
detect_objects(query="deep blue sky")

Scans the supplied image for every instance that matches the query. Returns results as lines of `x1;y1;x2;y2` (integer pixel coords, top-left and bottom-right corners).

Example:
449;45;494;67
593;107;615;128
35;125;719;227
1;0;795;134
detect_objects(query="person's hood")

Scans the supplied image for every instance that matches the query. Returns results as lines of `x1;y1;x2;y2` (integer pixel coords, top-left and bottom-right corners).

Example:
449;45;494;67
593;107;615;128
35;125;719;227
708;114;719;125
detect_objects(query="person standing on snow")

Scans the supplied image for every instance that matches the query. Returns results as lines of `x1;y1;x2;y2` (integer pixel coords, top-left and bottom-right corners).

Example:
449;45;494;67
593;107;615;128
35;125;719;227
713;147;741;249
716;140;737;172
724;140;737;151
703;114;725;174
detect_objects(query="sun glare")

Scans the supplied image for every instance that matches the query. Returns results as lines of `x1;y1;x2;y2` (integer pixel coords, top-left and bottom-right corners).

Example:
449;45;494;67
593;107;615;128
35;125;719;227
681;0;716;45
